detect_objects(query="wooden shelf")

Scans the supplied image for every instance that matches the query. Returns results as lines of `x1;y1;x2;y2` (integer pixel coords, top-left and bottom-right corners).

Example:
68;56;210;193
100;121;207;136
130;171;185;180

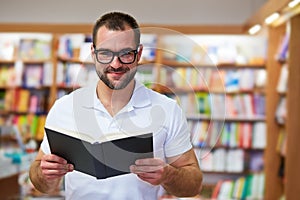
187;114;265;122
57;56;94;65
153;85;265;95
194;146;265;151
0;59;16;64
160;59;265;69
285;14;300;200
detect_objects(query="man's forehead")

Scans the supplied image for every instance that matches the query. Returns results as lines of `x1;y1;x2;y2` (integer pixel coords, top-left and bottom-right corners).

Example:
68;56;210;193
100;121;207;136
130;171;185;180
96;27;135;48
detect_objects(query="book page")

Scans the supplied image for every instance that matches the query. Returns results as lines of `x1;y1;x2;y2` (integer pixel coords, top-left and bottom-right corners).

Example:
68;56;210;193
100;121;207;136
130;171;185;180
45;126;95;143
45;125;150;144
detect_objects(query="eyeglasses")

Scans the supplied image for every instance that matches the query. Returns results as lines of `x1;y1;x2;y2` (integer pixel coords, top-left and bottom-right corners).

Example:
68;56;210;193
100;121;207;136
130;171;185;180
94;48;138;64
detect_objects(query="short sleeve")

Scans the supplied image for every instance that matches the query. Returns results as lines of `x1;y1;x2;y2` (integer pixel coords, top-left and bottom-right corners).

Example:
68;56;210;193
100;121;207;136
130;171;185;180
164;103;193;158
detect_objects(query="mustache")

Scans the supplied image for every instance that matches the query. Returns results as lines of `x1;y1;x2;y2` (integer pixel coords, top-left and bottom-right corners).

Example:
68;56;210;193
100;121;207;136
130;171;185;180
105;67;130;73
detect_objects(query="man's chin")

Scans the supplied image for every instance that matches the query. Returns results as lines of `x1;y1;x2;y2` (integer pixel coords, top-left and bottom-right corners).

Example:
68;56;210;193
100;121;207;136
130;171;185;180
109;80;129;90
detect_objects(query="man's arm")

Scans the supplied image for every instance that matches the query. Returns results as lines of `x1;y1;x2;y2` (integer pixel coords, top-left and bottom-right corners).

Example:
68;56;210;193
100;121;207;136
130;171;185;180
130;148;202;197
29;148;74;194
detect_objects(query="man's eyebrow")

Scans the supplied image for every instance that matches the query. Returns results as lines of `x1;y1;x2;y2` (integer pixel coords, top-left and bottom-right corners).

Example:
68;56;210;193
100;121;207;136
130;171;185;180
95;47;111;51
95;47;134;51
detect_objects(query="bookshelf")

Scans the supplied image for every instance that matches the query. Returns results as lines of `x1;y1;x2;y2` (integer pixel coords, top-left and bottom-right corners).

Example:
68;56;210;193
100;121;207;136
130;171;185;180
0;33;54;142
0;33;54;199
264;9;300;200
147;33;267;199
284;13;300;200
264;23;286;200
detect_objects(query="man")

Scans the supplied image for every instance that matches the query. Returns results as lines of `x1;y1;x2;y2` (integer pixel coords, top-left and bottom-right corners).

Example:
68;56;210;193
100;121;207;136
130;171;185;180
29;11;202;199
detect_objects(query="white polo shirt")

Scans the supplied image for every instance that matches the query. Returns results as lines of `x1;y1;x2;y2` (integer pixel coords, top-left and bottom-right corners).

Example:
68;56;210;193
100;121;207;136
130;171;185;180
41;80;192;200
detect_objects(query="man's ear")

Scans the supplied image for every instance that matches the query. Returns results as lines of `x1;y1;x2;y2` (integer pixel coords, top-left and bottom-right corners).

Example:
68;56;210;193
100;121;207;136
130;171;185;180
137;44;143;62
91;44;96;61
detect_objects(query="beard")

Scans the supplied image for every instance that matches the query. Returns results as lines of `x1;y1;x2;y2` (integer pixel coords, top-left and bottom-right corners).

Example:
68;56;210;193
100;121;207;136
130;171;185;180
96;66;137;90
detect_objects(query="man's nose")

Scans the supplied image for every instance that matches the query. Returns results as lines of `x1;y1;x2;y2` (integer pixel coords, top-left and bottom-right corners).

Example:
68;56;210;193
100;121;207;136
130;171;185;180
110;56;122;68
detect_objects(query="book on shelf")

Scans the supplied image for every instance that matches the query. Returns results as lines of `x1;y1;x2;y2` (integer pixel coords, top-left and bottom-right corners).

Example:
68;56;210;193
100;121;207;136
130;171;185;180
227;95;241;117
226;149;244;173
276;128;287;156
275;97;286;125
195;148;213;172
18;38;51;60
45;127;153;179
207;122;223;147
0;90;5;110
239;69;255;91
232;176;246;199
0;38;15;60
275;32;289;62
29;90;49;113
79;42;93;62
191;121;264;150
195;148;245;173
212;148;227;172
253;94;266;117
35;115;46;141
0;64;15;87
248;151;264;172
213;172;265;199
190;120;209;148
225;69;240;92
229;123;238;148
17;89;30;113
238;122;252;149
140;34;157;62
136;65;155;88
241;94;255;117
217;180;235;199
224;93;266;118
209;69;226;92
23;64;43;88
252;122;266;149
42;62;53;86
211;180;224;199
210;93;226;117
196;92;211;115
277;63;288;93
255;69;267;88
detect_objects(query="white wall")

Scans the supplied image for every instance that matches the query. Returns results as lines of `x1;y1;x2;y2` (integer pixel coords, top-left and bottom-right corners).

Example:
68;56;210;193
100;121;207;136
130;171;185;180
0;0;266;25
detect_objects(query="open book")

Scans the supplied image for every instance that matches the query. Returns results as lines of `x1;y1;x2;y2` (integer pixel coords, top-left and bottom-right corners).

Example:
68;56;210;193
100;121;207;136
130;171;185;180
45;127;153;179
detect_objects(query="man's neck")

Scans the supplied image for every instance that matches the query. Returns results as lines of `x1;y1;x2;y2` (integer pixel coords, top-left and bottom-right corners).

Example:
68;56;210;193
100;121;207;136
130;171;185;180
96;80;135;116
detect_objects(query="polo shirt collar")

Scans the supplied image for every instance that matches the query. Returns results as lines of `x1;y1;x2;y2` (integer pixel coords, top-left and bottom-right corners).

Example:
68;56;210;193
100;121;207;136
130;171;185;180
81;79;151;110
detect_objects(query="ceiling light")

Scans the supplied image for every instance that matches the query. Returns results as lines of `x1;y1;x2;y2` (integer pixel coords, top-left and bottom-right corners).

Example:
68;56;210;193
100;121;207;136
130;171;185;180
265;12;280;24
288;0;300;8
248;24;261;35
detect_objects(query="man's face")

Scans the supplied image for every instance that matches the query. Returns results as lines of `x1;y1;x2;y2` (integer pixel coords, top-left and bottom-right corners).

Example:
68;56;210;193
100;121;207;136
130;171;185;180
92;26;142;90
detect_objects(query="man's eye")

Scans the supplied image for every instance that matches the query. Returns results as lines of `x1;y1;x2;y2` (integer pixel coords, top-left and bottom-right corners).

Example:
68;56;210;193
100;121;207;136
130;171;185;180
99;51;112;56
120;50;133;56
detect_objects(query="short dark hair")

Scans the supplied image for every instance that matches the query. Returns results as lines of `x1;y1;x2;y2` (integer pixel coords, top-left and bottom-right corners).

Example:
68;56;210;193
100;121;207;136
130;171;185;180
92;11;140;48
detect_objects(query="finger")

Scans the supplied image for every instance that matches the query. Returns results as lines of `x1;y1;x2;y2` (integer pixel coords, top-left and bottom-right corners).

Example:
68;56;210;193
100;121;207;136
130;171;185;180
41;160;73;170
137;172;162;179
43;170;69;179
43;154;68;164
42;164;73;177
43;169;68;177
137;174;162;185
130;164;164;173
135;158;165;166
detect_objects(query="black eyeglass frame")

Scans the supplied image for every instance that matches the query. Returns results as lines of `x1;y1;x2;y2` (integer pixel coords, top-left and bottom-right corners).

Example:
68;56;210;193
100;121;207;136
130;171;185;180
93;47;139;64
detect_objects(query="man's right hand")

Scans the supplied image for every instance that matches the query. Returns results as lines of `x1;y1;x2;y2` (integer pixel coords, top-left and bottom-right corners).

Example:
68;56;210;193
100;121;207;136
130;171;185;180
40;153;74;180
29;149;74;194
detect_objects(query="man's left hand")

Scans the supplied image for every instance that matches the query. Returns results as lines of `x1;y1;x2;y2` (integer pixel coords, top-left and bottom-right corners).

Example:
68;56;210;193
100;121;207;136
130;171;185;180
130;158;170;185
